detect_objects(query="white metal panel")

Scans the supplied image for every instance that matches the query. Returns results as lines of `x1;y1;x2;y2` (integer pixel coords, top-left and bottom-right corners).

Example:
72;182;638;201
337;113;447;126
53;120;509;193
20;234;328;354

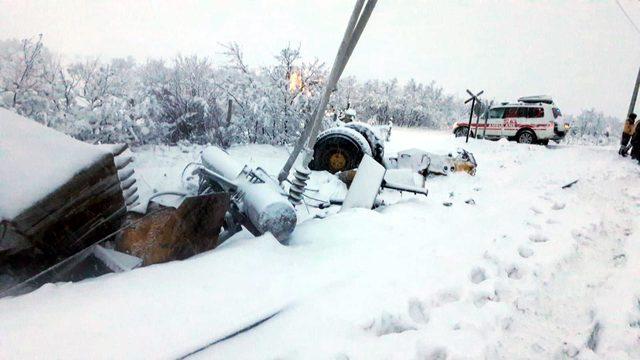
341;155;385;211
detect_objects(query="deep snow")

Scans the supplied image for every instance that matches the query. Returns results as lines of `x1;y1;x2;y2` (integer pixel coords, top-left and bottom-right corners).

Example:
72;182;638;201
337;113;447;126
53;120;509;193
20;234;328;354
1;128;640;359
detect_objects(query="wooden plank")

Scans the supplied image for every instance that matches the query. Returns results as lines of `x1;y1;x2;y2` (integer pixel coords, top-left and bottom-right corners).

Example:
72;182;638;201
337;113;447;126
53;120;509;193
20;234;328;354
11;152;126;256
13;153;118;228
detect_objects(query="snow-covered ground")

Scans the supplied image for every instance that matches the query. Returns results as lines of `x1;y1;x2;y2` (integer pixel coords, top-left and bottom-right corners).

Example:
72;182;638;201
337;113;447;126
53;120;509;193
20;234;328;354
1;128;640;359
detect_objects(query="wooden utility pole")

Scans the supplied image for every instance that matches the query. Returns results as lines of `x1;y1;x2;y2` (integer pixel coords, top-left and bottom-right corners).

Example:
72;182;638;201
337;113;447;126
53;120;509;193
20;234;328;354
474;101;483;139
627;66;640;117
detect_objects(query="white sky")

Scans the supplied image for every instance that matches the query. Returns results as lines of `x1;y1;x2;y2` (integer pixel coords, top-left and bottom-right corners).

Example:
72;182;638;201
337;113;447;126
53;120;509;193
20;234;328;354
1;0;639;116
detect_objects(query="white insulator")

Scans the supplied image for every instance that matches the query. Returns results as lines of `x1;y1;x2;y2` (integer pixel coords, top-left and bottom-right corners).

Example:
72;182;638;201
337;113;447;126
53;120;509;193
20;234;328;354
288;165;311;205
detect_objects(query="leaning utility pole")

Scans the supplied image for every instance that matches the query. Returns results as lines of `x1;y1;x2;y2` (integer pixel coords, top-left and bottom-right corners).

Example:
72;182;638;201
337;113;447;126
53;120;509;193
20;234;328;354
619;65;640;156
277;0;377;184
627;65;640;117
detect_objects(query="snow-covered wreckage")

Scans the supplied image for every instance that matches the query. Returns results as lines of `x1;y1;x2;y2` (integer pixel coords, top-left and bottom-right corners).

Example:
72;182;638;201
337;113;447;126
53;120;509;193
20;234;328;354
0;108;144;295
0;108;226;297
0;108;300;296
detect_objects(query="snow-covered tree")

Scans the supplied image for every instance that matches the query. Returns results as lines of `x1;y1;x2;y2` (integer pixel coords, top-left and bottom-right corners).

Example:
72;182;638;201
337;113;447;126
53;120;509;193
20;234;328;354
564;108;622;145
0;35;52;122
4;35;619;147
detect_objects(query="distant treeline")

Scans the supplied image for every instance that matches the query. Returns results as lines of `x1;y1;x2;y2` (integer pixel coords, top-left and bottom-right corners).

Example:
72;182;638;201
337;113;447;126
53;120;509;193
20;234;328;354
0;35;621;146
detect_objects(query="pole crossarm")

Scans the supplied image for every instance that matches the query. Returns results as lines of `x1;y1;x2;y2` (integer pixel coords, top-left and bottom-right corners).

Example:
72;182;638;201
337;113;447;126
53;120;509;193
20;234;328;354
464;89;484;143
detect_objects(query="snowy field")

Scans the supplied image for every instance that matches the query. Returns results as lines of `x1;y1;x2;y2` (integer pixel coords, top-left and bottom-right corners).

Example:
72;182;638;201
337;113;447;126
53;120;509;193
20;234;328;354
1;128;640;359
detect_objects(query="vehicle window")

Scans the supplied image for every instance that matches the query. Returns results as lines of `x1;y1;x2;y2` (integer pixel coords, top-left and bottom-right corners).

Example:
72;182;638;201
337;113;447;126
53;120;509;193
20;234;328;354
552;108;562;119
527;107;544;118
489;108;505;119
516;107;529;118
504;107;519;118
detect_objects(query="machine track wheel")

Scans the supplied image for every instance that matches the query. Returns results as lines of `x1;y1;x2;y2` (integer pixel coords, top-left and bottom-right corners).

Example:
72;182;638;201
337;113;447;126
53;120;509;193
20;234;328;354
344;122;385;164
310;127;372;173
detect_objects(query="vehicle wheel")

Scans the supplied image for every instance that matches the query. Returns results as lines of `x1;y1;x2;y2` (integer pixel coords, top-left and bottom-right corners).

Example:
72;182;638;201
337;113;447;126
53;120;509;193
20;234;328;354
310;127;372;173
344;122;385;164
516;129;536;144
538;139;549;146
454;126;470;138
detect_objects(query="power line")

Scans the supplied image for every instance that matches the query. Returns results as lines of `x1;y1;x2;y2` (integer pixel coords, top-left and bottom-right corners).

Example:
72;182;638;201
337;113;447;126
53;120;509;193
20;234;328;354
615;0;640;37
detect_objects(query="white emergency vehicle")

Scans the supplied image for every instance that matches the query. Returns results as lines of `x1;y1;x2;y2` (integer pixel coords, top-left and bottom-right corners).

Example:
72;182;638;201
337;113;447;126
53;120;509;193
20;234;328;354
453;96;570;144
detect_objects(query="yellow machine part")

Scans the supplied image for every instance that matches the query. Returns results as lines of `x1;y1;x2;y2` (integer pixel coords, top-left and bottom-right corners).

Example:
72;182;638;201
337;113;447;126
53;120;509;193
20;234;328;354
118;193;229;266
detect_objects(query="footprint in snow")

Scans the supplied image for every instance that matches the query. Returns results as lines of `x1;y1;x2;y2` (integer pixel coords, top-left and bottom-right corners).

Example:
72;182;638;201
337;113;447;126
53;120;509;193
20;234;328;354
518;246;535;258
364;311;417;336
415;344;448;360
407;299;430;324
561;342;580;358
526;221;542;230
529;233;550;243
472;289;498;308
530;206;543;215
506;264;524;279
501;316;514;330
469;267;488;284
612;253;627;267
539;194;552;201
551;202;566;210
431;288;461;307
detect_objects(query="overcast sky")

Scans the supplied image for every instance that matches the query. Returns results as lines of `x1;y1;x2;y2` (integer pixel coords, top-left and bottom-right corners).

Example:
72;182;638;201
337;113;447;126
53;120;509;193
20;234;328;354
1;0;639;117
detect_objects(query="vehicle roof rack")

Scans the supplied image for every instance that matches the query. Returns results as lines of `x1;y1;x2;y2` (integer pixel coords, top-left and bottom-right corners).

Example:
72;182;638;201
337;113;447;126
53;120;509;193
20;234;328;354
517;95;554;105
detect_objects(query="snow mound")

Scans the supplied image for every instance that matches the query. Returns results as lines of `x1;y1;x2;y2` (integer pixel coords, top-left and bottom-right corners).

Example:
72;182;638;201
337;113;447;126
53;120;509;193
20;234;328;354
0;108;110;221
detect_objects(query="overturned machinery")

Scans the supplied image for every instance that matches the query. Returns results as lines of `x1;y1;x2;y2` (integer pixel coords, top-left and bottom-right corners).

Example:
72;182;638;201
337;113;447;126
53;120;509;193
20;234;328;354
194;147;297;243
309;118;477;183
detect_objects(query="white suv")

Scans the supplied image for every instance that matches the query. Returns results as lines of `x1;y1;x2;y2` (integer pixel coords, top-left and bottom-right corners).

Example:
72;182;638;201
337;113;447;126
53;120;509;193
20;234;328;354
453;96;570;144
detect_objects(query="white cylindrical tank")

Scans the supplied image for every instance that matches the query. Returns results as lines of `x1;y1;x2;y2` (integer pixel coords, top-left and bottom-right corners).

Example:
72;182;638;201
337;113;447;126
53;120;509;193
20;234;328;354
201;147;244;180
242;183;297;243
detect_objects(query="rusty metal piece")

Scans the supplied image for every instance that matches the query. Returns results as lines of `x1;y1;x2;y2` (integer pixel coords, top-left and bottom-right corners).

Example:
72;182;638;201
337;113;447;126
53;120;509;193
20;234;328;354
452;150;477;176
453;159;477;175
336;169;358;187
117;193;230;266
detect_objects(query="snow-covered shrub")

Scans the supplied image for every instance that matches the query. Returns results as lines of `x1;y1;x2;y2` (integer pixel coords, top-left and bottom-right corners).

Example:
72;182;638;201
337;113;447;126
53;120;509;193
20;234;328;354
331;77;467;129
563;108;623;146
